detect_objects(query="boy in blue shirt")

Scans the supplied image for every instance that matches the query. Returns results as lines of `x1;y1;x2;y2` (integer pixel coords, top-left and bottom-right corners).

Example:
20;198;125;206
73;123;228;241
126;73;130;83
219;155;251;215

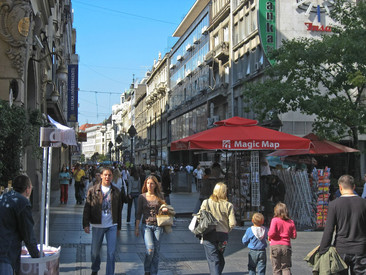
242;212;268;275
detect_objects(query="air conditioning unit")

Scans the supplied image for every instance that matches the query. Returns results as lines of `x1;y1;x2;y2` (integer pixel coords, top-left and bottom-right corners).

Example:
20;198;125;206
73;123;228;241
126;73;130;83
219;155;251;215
197;60;203;67
201;26;208;35
169;63;176;70
185;69;192;77
177;55;183;61
193;37;200;44
177;78;182;85
186;44;193;52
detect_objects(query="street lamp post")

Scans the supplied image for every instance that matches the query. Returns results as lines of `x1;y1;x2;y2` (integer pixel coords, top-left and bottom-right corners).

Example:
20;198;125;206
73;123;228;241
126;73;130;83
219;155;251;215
128;125;137;165
108;141;113;163
115;134;122;164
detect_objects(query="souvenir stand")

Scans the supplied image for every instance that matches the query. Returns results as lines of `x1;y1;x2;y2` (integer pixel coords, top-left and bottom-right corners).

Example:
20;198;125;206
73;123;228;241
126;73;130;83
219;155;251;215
226;151;261;222
313;167;331;229
171;117;311;224
268;133;358;229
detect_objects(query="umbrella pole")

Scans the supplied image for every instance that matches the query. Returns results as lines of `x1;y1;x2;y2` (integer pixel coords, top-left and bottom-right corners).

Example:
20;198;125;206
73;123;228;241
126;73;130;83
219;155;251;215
40;147;48;257
45;147;53;247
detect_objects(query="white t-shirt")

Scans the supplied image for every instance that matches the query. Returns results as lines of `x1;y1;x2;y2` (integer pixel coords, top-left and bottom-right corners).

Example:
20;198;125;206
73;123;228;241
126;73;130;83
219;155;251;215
194;168;204;180
91;185;115;228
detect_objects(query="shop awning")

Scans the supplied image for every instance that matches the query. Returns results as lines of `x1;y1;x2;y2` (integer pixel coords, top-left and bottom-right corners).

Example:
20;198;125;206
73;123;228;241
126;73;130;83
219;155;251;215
170;117;311;151
267;133;359;156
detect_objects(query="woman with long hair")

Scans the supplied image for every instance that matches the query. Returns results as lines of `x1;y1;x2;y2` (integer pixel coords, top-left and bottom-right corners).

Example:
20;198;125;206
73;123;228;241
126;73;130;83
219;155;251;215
135;175;167;275
268;202;297;275
199;182;236;275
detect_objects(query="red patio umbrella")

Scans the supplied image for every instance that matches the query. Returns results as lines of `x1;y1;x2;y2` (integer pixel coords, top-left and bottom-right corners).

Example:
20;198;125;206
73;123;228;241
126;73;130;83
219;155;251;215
170;117;311;151
267;133;359;156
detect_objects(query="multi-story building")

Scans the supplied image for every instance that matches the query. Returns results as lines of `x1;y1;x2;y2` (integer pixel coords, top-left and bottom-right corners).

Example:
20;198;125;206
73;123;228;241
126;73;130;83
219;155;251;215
168;0;211;165
79;123;103;161
0;0;77;210
145;53;169;167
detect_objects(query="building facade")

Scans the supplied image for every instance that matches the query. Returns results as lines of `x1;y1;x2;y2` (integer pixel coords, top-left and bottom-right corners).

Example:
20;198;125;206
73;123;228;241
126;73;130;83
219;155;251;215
144;53;169;167
168;0;211;165
0;0;77;210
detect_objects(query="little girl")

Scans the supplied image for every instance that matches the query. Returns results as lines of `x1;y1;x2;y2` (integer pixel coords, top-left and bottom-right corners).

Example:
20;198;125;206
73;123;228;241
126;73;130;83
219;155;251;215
268;202;297;275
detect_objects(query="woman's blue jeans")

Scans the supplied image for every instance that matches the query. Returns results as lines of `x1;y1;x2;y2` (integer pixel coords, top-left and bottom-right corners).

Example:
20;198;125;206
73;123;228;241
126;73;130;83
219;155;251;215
91;225;117;275
203;239;226;275
141;224;163;275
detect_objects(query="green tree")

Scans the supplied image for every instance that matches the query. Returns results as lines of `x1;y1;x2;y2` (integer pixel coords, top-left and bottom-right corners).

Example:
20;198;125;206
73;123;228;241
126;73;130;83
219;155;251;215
97;153;108;163
243;0;366;150
80;154;85;163
0;100;42;185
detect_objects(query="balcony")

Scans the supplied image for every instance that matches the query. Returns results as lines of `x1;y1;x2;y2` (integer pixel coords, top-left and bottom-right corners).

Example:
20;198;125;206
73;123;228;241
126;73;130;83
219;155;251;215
214;42;229;63
208;82;229;101
158;82;167;95
205;50;215;65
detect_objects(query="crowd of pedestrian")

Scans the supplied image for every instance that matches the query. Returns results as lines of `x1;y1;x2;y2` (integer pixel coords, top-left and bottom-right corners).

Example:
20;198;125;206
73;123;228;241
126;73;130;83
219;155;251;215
2;159;365;275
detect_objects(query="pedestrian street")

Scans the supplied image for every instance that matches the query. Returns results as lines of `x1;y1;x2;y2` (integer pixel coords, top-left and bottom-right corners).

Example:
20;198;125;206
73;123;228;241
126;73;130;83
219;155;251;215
42;184;323;274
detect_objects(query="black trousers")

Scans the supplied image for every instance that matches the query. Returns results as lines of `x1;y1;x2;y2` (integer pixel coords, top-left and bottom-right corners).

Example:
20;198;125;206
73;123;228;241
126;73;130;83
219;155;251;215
336;253;366;275
74;181;83;203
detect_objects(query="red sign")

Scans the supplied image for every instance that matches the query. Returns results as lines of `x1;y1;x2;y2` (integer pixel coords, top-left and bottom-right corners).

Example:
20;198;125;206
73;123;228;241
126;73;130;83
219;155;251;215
305;23;332;32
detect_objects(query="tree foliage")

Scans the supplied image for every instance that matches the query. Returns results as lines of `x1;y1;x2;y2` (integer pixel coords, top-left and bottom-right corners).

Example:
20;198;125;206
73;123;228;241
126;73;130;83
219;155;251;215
0;100;43;185
242;0;366;147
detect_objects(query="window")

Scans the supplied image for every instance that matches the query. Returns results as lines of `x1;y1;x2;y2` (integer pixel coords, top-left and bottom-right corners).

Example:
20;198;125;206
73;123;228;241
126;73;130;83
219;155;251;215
223;26;229;42
224;66;229;83
214;34;219;48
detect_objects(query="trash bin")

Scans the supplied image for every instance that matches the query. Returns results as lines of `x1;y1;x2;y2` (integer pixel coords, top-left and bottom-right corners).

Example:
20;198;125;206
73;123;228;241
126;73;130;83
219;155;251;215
20;245;61;275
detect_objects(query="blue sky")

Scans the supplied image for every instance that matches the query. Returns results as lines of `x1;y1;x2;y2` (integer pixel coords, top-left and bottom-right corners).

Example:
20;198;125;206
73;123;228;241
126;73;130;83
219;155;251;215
72;0;196;125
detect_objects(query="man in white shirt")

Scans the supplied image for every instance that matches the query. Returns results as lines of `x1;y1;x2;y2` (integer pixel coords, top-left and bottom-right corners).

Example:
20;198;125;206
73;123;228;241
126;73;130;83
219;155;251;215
83;167;122;275
193;165;204;191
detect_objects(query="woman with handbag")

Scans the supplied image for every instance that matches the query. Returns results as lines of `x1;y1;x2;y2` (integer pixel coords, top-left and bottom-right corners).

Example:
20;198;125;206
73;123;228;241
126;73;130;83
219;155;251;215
135;175;168;275
199;182;236;275
127;166;141;223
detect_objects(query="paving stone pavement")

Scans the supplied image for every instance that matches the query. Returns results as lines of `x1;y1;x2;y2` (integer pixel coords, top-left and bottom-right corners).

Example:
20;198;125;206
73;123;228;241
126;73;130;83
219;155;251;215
43;184;323;274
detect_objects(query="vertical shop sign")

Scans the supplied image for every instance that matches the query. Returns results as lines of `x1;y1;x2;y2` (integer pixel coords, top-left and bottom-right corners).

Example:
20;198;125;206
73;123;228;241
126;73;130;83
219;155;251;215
67;64;78;122
258;0;276;65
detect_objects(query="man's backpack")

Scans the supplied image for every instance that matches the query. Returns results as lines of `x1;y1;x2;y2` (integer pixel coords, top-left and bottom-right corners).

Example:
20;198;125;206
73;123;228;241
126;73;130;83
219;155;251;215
189;199;218;238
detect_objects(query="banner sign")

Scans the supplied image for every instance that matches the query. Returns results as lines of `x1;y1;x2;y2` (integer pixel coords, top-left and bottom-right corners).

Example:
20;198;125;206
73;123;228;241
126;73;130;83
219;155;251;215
67;64;78;122
258;0;276;65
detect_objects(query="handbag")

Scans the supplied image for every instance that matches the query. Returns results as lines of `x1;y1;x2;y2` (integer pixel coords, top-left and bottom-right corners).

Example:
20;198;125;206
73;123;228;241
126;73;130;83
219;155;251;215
156;214;174;226
188;215;198;232
190;199;218;237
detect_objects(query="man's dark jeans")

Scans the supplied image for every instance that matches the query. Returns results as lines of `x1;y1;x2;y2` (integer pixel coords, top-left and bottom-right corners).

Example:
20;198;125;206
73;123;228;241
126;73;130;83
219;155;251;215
336;253;366;275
